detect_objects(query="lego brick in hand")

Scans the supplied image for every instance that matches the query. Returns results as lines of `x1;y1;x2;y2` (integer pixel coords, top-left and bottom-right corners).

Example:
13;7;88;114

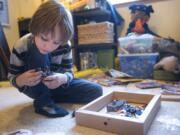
35;67;53;80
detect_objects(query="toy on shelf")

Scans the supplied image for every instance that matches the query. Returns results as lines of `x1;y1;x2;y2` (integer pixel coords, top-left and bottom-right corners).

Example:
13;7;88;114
126;4;159;37
60;0;89;11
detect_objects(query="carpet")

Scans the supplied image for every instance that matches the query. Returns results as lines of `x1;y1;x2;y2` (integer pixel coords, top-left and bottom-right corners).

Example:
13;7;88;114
1;84;180;135
0;86;115;135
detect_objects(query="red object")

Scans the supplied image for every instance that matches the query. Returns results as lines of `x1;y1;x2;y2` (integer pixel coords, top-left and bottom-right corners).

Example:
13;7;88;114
132;19;145;34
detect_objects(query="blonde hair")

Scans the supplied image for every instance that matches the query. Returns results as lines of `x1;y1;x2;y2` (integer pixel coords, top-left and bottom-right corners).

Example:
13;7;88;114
29;0;74;44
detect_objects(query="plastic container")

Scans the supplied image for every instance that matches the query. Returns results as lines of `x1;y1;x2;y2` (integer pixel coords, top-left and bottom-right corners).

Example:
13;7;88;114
119;53;159;78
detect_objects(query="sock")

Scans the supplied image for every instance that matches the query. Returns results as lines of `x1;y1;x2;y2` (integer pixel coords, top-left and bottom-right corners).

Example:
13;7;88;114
35;103;69;118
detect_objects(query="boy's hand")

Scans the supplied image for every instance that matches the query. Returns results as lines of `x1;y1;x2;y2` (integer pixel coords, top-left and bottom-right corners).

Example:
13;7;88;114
42;73;68;89
16;69;42;87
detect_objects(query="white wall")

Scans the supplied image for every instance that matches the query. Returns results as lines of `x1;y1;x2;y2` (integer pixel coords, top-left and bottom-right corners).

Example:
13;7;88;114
3;0;180;50
3;0;20;50
3;0;42;50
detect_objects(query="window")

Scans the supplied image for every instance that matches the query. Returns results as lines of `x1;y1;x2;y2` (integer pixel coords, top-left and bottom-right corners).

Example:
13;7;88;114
107;0;140;5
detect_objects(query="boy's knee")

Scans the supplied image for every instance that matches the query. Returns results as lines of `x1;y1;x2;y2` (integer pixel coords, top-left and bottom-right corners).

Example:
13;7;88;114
88;83;103;102
94;84;103;97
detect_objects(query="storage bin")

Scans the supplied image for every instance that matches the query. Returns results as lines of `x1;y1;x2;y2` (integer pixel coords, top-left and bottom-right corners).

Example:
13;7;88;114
78;21;114;44
76;91;161;135
118;34;160;54
97;49;115;69
119;53;159;78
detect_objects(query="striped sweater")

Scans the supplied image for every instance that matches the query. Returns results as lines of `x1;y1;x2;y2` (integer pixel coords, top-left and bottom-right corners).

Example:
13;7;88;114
8;33;74;90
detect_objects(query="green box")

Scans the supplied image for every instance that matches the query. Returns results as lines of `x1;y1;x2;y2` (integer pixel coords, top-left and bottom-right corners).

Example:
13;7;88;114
97;49;115;69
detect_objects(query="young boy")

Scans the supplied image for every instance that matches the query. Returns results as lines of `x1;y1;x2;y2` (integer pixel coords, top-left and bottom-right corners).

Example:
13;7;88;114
8;0;102;118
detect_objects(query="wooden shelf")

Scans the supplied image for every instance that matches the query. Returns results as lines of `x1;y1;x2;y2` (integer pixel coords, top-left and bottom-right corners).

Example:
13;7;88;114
73;8;111;18
72;8;118;70
76;43;117;51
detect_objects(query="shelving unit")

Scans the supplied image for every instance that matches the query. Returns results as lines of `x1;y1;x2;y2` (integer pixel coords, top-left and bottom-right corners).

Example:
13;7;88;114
18;18;31;37
0;23;10;80
17;8;119;71
72;8;118;70
75;43;116;50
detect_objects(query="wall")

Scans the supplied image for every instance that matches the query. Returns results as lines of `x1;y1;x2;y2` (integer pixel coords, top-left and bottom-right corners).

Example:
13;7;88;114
3;0;180;50
3;0;19;50
3;0;42;50
116;0;180;41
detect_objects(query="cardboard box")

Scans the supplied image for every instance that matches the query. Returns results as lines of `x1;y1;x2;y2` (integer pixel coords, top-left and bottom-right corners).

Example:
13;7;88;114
75;91;161;135
77;21;114;44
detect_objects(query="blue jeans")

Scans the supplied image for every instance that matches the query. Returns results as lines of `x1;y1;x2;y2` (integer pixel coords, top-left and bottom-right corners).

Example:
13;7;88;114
22;43;103;109
23;78;103;108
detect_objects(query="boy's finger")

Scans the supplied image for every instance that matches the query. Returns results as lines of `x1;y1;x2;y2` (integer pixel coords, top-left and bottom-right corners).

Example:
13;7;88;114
34;79;41;85
43;76;54;81
42;80;49;86
43;79;53;82
30;71;42;77
28;69;36;72
35;71;43;76
33;75;42;82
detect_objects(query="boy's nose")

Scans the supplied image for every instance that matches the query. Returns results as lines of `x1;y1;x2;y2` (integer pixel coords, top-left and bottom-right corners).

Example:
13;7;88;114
44;42;49;47
43;43;51;49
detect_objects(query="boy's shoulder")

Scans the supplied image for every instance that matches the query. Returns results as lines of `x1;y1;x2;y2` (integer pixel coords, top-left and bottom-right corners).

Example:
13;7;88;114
66;41;71;47
13;33;33;53
55;41;71;50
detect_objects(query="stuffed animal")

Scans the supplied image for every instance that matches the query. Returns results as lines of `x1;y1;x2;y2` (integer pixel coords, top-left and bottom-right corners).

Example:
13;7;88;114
126;4;159;37
153;38;180;74
154;56;180;74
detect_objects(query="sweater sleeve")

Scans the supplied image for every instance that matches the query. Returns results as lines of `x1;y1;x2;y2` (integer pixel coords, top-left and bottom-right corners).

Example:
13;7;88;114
50;41;74;83
8;34;29;90
61;48;74;82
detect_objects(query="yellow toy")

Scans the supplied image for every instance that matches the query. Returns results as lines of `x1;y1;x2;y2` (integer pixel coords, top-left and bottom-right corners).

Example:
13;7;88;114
0;81;11;87
74;68;104;78
60;0;89;11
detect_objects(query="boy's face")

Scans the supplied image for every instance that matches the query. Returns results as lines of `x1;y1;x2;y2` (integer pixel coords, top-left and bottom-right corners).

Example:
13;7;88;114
34;25;65;54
